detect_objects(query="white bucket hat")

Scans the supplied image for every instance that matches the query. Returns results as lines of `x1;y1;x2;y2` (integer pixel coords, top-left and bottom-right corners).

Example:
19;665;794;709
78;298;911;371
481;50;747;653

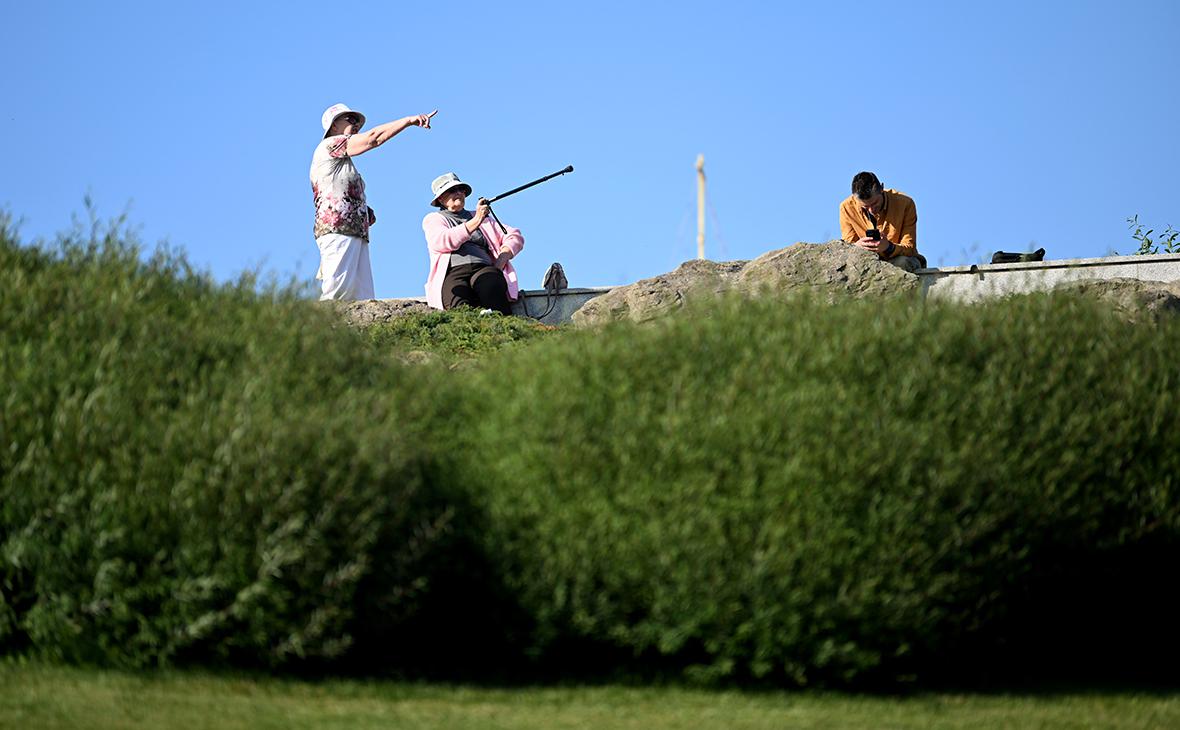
430;172;473;207
321;103;366;138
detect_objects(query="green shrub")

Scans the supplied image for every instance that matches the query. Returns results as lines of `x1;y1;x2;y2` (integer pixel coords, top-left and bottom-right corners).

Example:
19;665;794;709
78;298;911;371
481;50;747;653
6;211;1180;687
0;221;453;668
361;307;558;361
456;293;1180;685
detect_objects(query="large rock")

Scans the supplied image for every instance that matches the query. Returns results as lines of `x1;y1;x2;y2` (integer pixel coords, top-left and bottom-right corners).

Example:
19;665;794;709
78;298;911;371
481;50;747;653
1052;278;1180;322
736;242;920;300
571;242;918;326
330;298;432;326
571;258;747;326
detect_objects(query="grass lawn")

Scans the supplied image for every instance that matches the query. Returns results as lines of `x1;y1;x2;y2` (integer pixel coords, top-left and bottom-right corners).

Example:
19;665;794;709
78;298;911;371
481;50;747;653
2;663;1178;730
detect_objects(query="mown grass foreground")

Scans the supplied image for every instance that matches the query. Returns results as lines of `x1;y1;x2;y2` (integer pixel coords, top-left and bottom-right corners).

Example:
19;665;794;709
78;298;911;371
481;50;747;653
3;662;1179;730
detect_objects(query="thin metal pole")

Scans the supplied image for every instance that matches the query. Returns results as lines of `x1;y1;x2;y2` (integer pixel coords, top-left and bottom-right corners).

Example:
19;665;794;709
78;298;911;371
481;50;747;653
696;155;706;260
480;165;574;235
484;165;574;204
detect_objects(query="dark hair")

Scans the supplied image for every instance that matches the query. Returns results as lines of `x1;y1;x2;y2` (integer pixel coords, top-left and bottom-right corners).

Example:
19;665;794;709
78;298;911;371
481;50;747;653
851;172;882;200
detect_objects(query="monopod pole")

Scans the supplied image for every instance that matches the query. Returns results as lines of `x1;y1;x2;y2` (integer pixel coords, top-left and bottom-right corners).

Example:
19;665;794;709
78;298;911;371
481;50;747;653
480;165;574;234
484;165;574;204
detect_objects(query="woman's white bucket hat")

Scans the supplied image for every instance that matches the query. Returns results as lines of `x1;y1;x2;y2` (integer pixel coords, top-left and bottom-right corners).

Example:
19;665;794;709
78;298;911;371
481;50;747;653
321;103;366;138
430;172;473;207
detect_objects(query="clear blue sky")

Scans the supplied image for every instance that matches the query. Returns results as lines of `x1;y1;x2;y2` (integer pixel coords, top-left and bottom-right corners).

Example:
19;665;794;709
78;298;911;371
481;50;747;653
3;0;1178;297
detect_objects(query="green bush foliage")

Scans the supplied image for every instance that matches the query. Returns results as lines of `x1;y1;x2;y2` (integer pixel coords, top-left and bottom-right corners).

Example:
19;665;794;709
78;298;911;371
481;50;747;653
0;220;453;668
457;293;1180;685
5;212;1180;686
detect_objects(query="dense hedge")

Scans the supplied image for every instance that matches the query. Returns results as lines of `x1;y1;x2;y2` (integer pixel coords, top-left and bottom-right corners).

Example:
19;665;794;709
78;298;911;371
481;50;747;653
458;293;1180;685
4;216;1180;685
0;222;454;668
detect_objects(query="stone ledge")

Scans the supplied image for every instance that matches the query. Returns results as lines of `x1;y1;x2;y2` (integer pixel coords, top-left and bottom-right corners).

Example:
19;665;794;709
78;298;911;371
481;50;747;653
919;252;1180;275
919;252;1180;302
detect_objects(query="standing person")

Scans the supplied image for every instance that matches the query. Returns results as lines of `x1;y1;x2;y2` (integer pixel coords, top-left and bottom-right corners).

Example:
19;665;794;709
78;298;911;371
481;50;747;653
422;173;524;314
310;103;436;300
839;171;926;271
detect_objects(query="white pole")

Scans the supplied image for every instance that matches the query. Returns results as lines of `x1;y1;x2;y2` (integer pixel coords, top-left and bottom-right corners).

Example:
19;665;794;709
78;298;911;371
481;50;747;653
696;154;706;260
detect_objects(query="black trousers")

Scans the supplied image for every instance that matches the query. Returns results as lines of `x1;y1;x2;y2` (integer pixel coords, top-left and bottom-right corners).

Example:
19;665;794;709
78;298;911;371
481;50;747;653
442;262;512;314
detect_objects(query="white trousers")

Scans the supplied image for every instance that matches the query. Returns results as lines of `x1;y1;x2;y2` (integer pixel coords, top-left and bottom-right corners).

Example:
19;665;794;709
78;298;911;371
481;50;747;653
316;234;375;301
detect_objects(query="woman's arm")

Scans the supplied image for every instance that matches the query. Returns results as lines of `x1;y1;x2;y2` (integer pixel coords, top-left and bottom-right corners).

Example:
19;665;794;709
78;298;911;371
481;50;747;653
346;110;436;157
491;222;524;257
423;212;473;254
501;228;524;257
488;221;524;270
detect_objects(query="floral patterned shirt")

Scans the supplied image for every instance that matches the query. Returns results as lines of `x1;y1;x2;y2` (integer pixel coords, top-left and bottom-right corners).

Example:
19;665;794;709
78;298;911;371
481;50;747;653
310;135;369;241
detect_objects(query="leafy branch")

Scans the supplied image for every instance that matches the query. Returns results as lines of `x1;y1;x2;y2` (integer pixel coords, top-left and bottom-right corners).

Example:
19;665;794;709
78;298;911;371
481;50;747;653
1127;214;1180;255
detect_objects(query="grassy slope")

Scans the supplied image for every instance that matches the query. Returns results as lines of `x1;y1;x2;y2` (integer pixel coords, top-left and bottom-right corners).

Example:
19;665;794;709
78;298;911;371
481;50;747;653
3;663;1178;730
358;308;561;362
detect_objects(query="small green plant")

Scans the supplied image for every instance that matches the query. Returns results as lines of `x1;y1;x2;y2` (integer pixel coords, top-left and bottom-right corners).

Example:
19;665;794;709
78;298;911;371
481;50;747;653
1127;214;1180;254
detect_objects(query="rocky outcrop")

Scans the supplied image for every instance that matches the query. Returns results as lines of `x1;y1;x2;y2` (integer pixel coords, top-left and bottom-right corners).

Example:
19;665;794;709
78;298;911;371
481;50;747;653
572;242;918;326
571;258;748;325
326;251;1180;330
735;242;920;300
1052;278;1180;322
330;298;432;326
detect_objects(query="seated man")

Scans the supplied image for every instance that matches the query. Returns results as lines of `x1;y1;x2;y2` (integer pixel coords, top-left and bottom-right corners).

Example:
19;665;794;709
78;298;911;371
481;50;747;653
839;171;926;271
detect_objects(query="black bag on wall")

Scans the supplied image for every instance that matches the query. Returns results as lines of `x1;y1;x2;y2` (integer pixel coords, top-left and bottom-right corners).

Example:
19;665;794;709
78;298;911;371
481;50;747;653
991;248;1046;264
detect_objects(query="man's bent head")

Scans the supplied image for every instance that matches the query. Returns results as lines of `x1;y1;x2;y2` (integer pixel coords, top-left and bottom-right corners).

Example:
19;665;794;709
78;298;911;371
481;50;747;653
851;171;885;217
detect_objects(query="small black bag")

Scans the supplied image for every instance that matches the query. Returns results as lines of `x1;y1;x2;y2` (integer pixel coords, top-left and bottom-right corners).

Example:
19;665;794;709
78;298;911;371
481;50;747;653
991;248;1046;264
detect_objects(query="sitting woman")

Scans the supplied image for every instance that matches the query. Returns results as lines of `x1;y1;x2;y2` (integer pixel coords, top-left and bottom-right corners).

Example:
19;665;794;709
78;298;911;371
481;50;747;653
422;172;524;314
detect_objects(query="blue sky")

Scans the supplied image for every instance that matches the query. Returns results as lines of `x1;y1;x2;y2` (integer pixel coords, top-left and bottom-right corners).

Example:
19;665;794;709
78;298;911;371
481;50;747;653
3;0;1178;297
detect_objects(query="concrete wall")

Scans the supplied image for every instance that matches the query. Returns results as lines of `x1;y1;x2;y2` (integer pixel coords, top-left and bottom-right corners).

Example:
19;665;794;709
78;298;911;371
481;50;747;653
511;287;613;325
916;253;1180;303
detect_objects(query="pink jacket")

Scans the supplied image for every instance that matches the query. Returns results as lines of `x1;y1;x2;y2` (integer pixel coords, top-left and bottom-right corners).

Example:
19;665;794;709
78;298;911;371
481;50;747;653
422;211;525;310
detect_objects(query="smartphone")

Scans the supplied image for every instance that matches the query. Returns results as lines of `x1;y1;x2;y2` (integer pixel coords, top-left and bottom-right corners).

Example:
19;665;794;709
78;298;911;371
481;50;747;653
867;228;880;241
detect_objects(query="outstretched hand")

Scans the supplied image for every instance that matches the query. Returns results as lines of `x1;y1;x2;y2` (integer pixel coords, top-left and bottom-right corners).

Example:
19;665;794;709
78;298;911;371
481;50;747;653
410;110;437;129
